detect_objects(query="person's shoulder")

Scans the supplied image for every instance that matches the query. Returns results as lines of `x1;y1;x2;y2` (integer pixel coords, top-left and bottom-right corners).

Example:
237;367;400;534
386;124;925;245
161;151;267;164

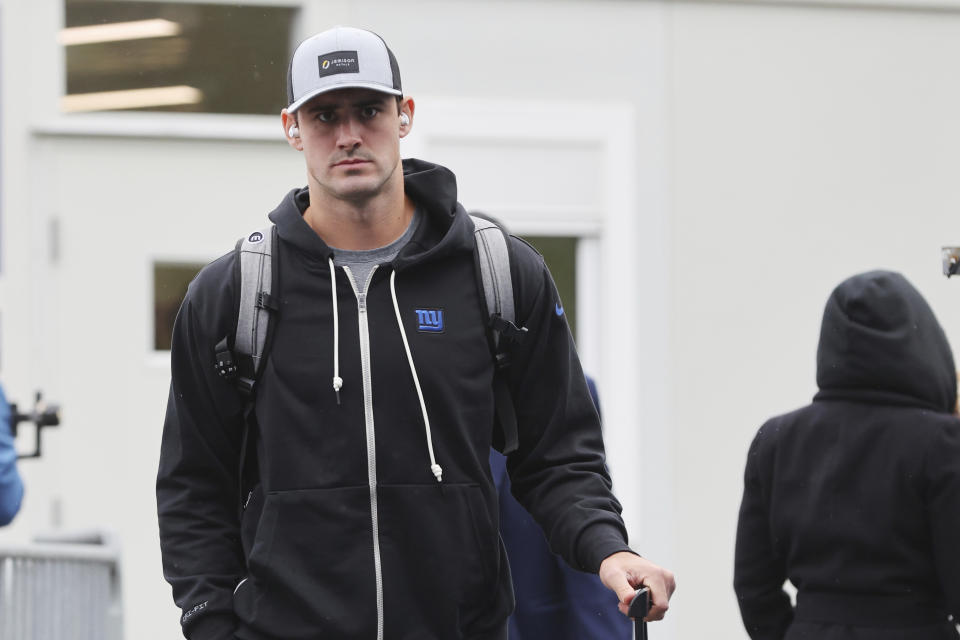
501;235;551;319
187;250;237;300
178;249;241;337
752;404;812;449
506;235;546;276
915;413;960;487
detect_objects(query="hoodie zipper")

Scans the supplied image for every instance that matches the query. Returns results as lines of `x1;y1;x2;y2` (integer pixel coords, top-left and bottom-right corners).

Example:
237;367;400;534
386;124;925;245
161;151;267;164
343;265;385;640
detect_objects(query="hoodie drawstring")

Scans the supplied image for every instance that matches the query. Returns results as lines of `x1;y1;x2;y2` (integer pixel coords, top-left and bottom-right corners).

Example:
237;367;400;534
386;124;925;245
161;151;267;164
389;270;443;483
329;257;343;405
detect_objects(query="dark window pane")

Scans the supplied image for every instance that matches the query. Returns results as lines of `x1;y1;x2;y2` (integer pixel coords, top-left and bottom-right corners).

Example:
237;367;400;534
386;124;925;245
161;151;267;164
154;262;203;351
63;1;295;114
522;236;578;340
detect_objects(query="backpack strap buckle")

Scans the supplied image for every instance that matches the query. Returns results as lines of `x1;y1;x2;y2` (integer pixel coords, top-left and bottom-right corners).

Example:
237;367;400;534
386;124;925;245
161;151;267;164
214;337;238;379
489;314;528;347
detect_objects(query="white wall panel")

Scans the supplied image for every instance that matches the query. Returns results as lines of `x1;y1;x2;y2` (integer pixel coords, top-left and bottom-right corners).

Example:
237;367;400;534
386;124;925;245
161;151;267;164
671;2;960;637
428;139;603;217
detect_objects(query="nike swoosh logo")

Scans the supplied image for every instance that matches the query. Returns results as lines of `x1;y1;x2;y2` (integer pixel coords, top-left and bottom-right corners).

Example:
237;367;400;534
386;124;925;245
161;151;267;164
555;303;564;316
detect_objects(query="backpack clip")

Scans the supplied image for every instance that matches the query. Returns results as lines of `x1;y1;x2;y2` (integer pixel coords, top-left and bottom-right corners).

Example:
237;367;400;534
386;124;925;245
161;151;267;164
489;314;528;346
214;337;238;379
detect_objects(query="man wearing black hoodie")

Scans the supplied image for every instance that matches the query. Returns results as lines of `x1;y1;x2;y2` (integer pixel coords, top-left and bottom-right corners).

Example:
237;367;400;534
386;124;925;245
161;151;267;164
157;26;674;640
735;270;960;639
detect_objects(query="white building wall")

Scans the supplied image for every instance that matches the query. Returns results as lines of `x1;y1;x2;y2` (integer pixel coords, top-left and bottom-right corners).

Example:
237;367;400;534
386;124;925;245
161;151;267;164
669;2;960;636
1;1;959;639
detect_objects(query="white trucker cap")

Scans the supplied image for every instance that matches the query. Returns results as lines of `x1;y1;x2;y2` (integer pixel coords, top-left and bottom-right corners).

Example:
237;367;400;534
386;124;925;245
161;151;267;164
286;26;402;113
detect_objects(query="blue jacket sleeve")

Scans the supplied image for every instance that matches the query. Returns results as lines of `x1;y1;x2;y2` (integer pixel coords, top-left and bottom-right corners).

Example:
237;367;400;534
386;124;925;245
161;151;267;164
493;375;631;640
0;384;24;527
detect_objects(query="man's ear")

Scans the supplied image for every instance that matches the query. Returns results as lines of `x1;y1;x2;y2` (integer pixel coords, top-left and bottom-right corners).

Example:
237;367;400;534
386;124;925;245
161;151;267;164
281;108;302;150
399;97;415;138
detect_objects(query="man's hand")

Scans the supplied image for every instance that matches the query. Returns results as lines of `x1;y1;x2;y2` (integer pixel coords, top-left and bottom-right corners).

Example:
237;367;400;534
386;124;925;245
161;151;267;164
598;551;676;621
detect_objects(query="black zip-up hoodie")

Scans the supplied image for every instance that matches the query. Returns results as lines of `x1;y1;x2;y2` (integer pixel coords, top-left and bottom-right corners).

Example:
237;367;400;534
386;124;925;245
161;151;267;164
157;159;631;640
735;271;960;640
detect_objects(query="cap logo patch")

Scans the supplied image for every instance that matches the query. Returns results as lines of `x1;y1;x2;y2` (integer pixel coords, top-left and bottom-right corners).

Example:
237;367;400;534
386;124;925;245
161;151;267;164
318;50;359;78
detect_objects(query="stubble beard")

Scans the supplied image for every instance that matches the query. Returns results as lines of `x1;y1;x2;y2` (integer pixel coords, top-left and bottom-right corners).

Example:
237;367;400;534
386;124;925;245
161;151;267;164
314;158;400;205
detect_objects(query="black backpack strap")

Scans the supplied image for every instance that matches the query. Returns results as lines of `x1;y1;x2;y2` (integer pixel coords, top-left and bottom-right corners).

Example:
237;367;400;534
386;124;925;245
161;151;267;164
470;214;528;455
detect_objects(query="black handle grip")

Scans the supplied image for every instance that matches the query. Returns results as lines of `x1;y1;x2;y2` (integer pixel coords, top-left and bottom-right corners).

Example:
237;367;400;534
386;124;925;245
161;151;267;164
627;587;650;640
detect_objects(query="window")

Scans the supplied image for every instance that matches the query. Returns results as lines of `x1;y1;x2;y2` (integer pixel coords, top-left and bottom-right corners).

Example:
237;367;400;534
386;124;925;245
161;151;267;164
154;262;203;351
63;1;296;114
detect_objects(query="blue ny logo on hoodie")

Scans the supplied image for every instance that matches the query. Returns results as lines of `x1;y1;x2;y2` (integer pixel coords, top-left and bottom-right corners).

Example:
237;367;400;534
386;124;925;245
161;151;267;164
415;309;444;333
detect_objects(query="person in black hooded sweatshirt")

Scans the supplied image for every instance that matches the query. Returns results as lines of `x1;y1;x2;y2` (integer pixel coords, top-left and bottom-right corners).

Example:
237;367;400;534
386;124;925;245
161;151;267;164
735;270;960;640
156;25;674;640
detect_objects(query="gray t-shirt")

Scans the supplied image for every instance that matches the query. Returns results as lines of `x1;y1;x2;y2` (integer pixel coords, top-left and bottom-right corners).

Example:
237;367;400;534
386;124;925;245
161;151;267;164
330;209;421;292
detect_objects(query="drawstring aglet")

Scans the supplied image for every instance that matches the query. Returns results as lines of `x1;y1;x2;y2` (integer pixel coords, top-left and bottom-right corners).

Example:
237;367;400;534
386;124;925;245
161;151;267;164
333;376;343;406
430;463;443;483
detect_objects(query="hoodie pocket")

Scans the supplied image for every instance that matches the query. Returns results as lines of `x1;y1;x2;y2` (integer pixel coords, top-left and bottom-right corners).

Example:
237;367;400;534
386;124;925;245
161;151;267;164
377;483;500;638
235;485;378;639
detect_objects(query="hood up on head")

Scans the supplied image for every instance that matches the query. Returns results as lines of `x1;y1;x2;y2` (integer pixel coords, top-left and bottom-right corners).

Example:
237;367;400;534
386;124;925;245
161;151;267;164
816;270;957;413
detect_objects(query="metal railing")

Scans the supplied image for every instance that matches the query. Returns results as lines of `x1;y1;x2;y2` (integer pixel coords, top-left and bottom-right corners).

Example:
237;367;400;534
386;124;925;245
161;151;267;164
0;530;123;640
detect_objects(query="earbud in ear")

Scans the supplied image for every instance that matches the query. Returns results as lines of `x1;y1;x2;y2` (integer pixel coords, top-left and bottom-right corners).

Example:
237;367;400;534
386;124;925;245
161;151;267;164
399;113;410;127
288;125;300;138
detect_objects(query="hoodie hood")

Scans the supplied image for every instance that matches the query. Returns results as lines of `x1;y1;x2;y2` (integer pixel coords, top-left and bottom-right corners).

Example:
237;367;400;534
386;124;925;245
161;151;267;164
816;270;956;412
267;158;475;270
